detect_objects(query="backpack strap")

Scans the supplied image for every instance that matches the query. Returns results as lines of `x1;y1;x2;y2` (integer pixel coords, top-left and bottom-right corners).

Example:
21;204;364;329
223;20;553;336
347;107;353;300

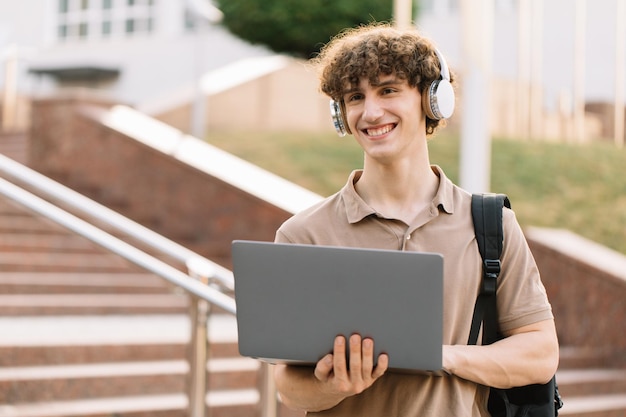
468;193;510;346
467;194;563;416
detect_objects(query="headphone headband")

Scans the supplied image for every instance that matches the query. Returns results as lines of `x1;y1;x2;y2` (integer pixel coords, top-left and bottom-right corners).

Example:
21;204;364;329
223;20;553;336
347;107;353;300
433;48;450;82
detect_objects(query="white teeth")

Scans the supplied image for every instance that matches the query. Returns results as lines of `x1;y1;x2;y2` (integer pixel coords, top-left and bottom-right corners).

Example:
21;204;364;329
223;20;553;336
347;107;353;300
366;125;393;136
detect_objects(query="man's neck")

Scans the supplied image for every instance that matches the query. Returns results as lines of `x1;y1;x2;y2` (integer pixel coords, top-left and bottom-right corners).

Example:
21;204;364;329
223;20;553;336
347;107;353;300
355;157;439;225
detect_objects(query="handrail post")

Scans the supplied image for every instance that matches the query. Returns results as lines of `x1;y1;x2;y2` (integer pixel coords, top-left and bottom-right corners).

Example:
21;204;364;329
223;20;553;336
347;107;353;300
259;362;278;417
189;295;209;417
187;259;215;417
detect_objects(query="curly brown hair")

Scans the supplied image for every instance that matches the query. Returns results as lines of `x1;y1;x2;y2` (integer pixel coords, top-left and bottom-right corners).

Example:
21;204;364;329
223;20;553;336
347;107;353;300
312;23;455;135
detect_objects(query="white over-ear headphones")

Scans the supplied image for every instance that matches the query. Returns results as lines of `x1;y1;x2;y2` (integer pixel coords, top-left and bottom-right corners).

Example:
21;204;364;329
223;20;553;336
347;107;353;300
422;48;455;121
330;99;349;137
329;47;455;137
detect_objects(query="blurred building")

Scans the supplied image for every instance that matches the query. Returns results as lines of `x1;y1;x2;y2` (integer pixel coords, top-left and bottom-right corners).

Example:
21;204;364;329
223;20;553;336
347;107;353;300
0;0;332;134
1;0;624;141
417;0;625;143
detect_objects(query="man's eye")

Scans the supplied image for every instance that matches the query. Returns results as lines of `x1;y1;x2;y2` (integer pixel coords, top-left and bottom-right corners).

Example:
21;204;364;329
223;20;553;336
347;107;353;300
382;88;396;95
347;94;363;102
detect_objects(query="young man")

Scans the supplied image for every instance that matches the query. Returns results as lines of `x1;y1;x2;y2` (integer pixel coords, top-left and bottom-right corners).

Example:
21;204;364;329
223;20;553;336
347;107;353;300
273;23;559;416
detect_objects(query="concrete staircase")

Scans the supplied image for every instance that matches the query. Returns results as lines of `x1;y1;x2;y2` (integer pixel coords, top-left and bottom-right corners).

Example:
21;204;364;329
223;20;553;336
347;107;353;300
0;191;302;417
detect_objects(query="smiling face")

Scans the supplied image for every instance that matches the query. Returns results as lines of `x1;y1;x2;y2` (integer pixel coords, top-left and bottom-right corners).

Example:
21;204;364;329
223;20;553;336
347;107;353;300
314;23;454;136
342;73;427;164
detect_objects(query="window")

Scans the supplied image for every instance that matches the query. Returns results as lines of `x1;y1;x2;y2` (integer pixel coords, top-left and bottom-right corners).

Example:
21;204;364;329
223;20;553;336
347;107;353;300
125;18;135;34
102;20;112;36
184;8;196;31
56;0;157;42
79;22;89;38
58;24;68;39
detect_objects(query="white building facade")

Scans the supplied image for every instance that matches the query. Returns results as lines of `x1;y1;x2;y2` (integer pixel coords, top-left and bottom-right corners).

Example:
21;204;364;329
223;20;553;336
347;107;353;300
1;0;624;141
417;0;625;142
0;0;273;130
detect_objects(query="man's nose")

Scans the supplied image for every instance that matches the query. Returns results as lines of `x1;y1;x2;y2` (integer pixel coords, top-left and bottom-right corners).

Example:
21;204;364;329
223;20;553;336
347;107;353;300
362;97;384;122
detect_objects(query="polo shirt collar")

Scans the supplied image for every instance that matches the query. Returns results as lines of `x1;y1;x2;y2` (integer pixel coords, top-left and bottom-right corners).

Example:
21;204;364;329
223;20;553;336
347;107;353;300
431;165;455;215
342;170;374;223
341;166;455;224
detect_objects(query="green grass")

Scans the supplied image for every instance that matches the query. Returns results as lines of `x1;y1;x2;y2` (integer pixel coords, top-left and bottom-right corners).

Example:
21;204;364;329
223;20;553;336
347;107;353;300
206;130;626;255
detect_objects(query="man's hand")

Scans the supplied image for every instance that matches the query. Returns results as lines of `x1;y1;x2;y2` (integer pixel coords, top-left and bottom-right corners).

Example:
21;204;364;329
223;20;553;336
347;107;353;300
274;334;388;412
314;334;389;396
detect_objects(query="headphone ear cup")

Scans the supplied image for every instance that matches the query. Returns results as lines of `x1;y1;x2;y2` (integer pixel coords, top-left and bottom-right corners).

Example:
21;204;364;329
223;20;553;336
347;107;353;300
422;78;455;120
330;99;350;137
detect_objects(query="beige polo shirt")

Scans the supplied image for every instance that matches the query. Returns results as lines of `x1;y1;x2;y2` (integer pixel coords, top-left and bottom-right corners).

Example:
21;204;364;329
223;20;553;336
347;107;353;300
275;166;553;417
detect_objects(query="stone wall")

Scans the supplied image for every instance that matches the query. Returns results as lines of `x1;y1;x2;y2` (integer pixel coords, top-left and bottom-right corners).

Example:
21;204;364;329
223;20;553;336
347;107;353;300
526;228;626;365
28;94;292;268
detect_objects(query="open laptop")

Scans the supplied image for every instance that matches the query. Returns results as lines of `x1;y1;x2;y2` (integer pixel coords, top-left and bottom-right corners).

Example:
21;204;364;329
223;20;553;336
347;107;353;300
231;240;444;372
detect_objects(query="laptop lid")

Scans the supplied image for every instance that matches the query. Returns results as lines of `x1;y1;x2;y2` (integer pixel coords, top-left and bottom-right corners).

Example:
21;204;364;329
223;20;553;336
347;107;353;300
231;240;443;372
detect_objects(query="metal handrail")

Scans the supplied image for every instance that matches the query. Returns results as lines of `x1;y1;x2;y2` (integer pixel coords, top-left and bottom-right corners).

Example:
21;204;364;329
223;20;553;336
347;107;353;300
0;153;234;290
0;154;278;417
0;176;236;312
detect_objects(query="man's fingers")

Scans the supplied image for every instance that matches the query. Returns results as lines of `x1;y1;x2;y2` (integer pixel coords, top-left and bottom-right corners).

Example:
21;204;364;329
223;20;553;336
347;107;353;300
332;335;348;378
349;334;363;379
361;337;375;377
373;353;389;379
313;334;388;399
314;353;334;382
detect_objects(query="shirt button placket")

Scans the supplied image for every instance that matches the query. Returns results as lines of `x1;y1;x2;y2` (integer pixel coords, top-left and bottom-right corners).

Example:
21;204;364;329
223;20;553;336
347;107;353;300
401;232;411;251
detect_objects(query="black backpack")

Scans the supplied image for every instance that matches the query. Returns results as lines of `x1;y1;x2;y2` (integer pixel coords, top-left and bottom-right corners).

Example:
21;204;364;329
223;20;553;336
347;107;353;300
468;193;563;417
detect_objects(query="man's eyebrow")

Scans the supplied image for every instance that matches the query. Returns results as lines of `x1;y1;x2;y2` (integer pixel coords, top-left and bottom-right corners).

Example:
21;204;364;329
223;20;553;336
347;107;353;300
375;78;403;87
341;77;404;97
342;86;362;95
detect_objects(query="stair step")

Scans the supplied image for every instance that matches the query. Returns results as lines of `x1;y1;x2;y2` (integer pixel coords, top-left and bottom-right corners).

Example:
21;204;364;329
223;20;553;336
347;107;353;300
558;393;626;416
0;314;257;411
0;143;27;155
558;346;616;369
0;361;187;403
0;391;259;417
0;199;28;213
0;132;28;165
0;214;69;234
0;314;240;365
0;314;237;344
0;343;187;367
0;149;28;165
0;294;188;315
0;358;259;403
0;233;100;252
0;252;139;272
556;368;626;397
0;272;171;294
0;361;188;381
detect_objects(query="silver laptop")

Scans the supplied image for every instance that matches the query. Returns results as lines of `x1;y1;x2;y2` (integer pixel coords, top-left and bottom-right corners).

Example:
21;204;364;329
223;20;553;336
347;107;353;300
231;240;443;372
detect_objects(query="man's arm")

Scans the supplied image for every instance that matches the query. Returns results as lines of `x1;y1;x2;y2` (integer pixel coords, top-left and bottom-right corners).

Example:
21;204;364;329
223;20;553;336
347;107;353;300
442;319;559;388
274;334;389;412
